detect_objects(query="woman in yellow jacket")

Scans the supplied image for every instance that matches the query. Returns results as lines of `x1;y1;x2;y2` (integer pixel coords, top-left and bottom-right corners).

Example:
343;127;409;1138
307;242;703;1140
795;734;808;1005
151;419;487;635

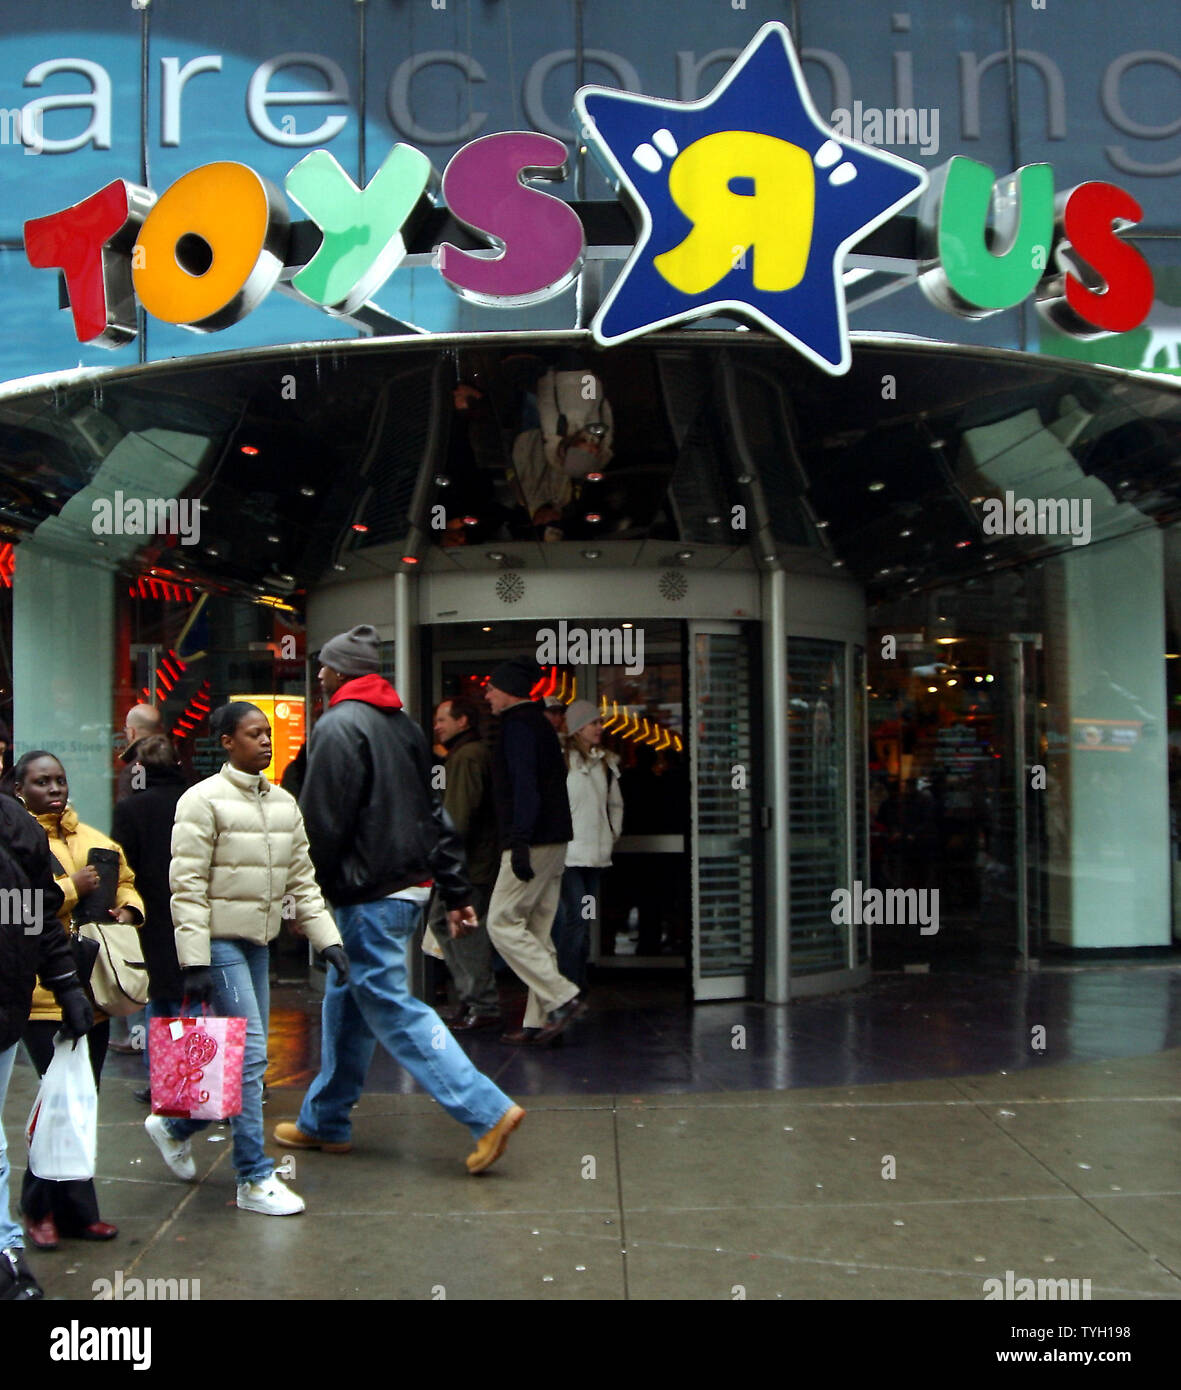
11;750;143;1249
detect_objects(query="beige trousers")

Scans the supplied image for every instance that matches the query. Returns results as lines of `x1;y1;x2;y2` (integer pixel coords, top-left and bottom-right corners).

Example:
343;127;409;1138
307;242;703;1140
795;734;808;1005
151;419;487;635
486;842;578;1027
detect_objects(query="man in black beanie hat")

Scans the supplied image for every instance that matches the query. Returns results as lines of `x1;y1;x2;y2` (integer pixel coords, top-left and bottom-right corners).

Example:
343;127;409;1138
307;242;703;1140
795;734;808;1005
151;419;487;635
484;657;584;1047
277;626;526;1174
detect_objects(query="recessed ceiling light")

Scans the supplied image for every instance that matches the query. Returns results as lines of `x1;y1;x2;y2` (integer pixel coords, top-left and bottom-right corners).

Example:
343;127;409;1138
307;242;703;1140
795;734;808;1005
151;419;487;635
352;522;368;532
300;486;315;497
737;474;752;485
832;559;845;568
205;546;220;557
816;520;829;528
706;515;721;525
762;554;776;563
899;528;911;537
482;626;492;632
676;549;693;560
434;475;450;487
929;438;945;450
333;563;347;572
622;622;633;629
486;551;505;561
582;549;601;560
970;496;984;505
266;534;280;543
868;481;885;492
956;540;971;549
240;445;259;456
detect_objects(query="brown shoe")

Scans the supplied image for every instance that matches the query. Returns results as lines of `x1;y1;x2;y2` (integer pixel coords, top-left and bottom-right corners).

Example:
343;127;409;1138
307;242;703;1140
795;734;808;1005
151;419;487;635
450;1010;503;1032
532;996;589;1047
272;1121;352;1154
75;1222;118;1241
24;1214;58;1250
465;1105;526;1173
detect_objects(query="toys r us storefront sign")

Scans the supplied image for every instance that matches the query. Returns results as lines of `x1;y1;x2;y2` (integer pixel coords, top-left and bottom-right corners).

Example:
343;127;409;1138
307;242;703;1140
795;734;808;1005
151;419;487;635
23;25;1154;377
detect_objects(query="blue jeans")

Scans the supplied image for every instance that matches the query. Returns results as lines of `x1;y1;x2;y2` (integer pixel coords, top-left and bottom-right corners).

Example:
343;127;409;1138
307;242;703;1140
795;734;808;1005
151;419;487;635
166;939;272;1185
0;1043;21;1249
298;898;514;1143
552;866;600;990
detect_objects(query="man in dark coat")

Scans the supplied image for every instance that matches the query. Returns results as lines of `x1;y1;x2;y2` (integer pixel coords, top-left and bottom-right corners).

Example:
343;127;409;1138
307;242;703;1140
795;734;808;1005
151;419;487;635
275;625;526;1174
0;792;93;1300
483;657;583;1047
115;704;163;803
110;734;187;1099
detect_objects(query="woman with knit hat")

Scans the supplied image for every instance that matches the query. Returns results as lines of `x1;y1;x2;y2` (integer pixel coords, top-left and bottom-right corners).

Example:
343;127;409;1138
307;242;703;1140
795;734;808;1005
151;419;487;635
551;701;623;993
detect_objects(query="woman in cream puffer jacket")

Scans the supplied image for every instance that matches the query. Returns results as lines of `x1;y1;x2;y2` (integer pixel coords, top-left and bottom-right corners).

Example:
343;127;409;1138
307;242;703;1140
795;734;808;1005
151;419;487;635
144;702;347;1219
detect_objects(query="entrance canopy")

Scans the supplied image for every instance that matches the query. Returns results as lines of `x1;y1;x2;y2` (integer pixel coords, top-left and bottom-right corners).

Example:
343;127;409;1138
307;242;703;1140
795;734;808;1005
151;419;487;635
0;332;1179;606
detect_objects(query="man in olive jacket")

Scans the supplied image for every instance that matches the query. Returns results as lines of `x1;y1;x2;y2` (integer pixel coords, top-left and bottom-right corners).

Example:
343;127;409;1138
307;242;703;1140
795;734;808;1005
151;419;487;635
277;625;526;1174
431;697;501;1030
0;793;92;1300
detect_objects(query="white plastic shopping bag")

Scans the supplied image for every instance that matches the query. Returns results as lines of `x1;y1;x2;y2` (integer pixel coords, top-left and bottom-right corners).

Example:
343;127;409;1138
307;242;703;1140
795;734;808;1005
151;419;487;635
25;1036;98;1181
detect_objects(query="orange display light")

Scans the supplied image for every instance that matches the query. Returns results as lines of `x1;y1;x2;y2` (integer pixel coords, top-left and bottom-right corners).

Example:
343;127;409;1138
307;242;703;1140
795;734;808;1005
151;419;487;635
229;694;305;783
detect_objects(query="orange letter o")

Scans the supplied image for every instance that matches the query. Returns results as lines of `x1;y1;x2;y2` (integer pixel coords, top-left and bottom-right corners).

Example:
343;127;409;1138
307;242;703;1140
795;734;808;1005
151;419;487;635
132;163;289;330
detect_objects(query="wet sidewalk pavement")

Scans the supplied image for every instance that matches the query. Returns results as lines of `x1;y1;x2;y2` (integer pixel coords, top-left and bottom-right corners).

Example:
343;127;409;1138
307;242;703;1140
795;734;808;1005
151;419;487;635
8;966;1181;1301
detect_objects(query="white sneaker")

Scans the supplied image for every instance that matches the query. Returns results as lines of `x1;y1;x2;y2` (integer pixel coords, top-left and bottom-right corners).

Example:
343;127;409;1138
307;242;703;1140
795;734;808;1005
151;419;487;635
144;1113;197;1182
236;1174;305;1216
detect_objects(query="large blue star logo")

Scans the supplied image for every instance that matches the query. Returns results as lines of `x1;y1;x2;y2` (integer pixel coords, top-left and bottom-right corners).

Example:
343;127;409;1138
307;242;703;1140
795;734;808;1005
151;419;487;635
573;23;928;374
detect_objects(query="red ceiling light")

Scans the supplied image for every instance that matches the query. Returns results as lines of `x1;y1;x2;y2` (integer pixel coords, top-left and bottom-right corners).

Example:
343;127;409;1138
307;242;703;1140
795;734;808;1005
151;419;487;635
240;445;259;456
462;515;479;526
400;555;419;565
351;522;369;532
586;472;604;482
585;513;602;523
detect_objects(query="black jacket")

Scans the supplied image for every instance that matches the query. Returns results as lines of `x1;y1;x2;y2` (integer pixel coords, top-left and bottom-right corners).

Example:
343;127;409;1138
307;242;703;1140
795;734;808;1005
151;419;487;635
491;699;573;851
110;764;187;1001
0;793;75;1050
299;677;471;910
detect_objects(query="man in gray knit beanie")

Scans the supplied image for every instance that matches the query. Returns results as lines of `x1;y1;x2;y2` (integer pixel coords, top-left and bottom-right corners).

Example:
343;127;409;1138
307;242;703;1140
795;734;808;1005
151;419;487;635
317;624;381;677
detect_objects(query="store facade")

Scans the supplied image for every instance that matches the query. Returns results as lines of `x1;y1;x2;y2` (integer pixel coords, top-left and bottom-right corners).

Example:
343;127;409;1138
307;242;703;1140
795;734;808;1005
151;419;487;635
1;3;1179;1003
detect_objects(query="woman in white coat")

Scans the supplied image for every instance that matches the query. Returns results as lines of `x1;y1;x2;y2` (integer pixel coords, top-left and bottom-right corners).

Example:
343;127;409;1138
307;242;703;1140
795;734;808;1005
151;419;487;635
142;702;349;1217
552;700;623;993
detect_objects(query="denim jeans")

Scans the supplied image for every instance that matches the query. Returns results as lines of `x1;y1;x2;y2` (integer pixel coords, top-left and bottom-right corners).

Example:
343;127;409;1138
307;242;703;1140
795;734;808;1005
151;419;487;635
166;938;272;1185
298;897;514;1143
551;865;601;990
0;1043;21;1249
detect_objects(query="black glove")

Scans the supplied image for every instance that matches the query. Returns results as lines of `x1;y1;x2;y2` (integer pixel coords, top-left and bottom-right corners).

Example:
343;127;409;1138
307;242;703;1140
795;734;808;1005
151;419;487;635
56;985;94;1041
182;965;214;1006
320;945;350;985
510;842;534;882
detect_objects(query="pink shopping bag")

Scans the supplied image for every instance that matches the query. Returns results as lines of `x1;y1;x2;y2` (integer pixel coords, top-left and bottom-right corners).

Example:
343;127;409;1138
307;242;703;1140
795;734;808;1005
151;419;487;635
149;1014;246;1121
